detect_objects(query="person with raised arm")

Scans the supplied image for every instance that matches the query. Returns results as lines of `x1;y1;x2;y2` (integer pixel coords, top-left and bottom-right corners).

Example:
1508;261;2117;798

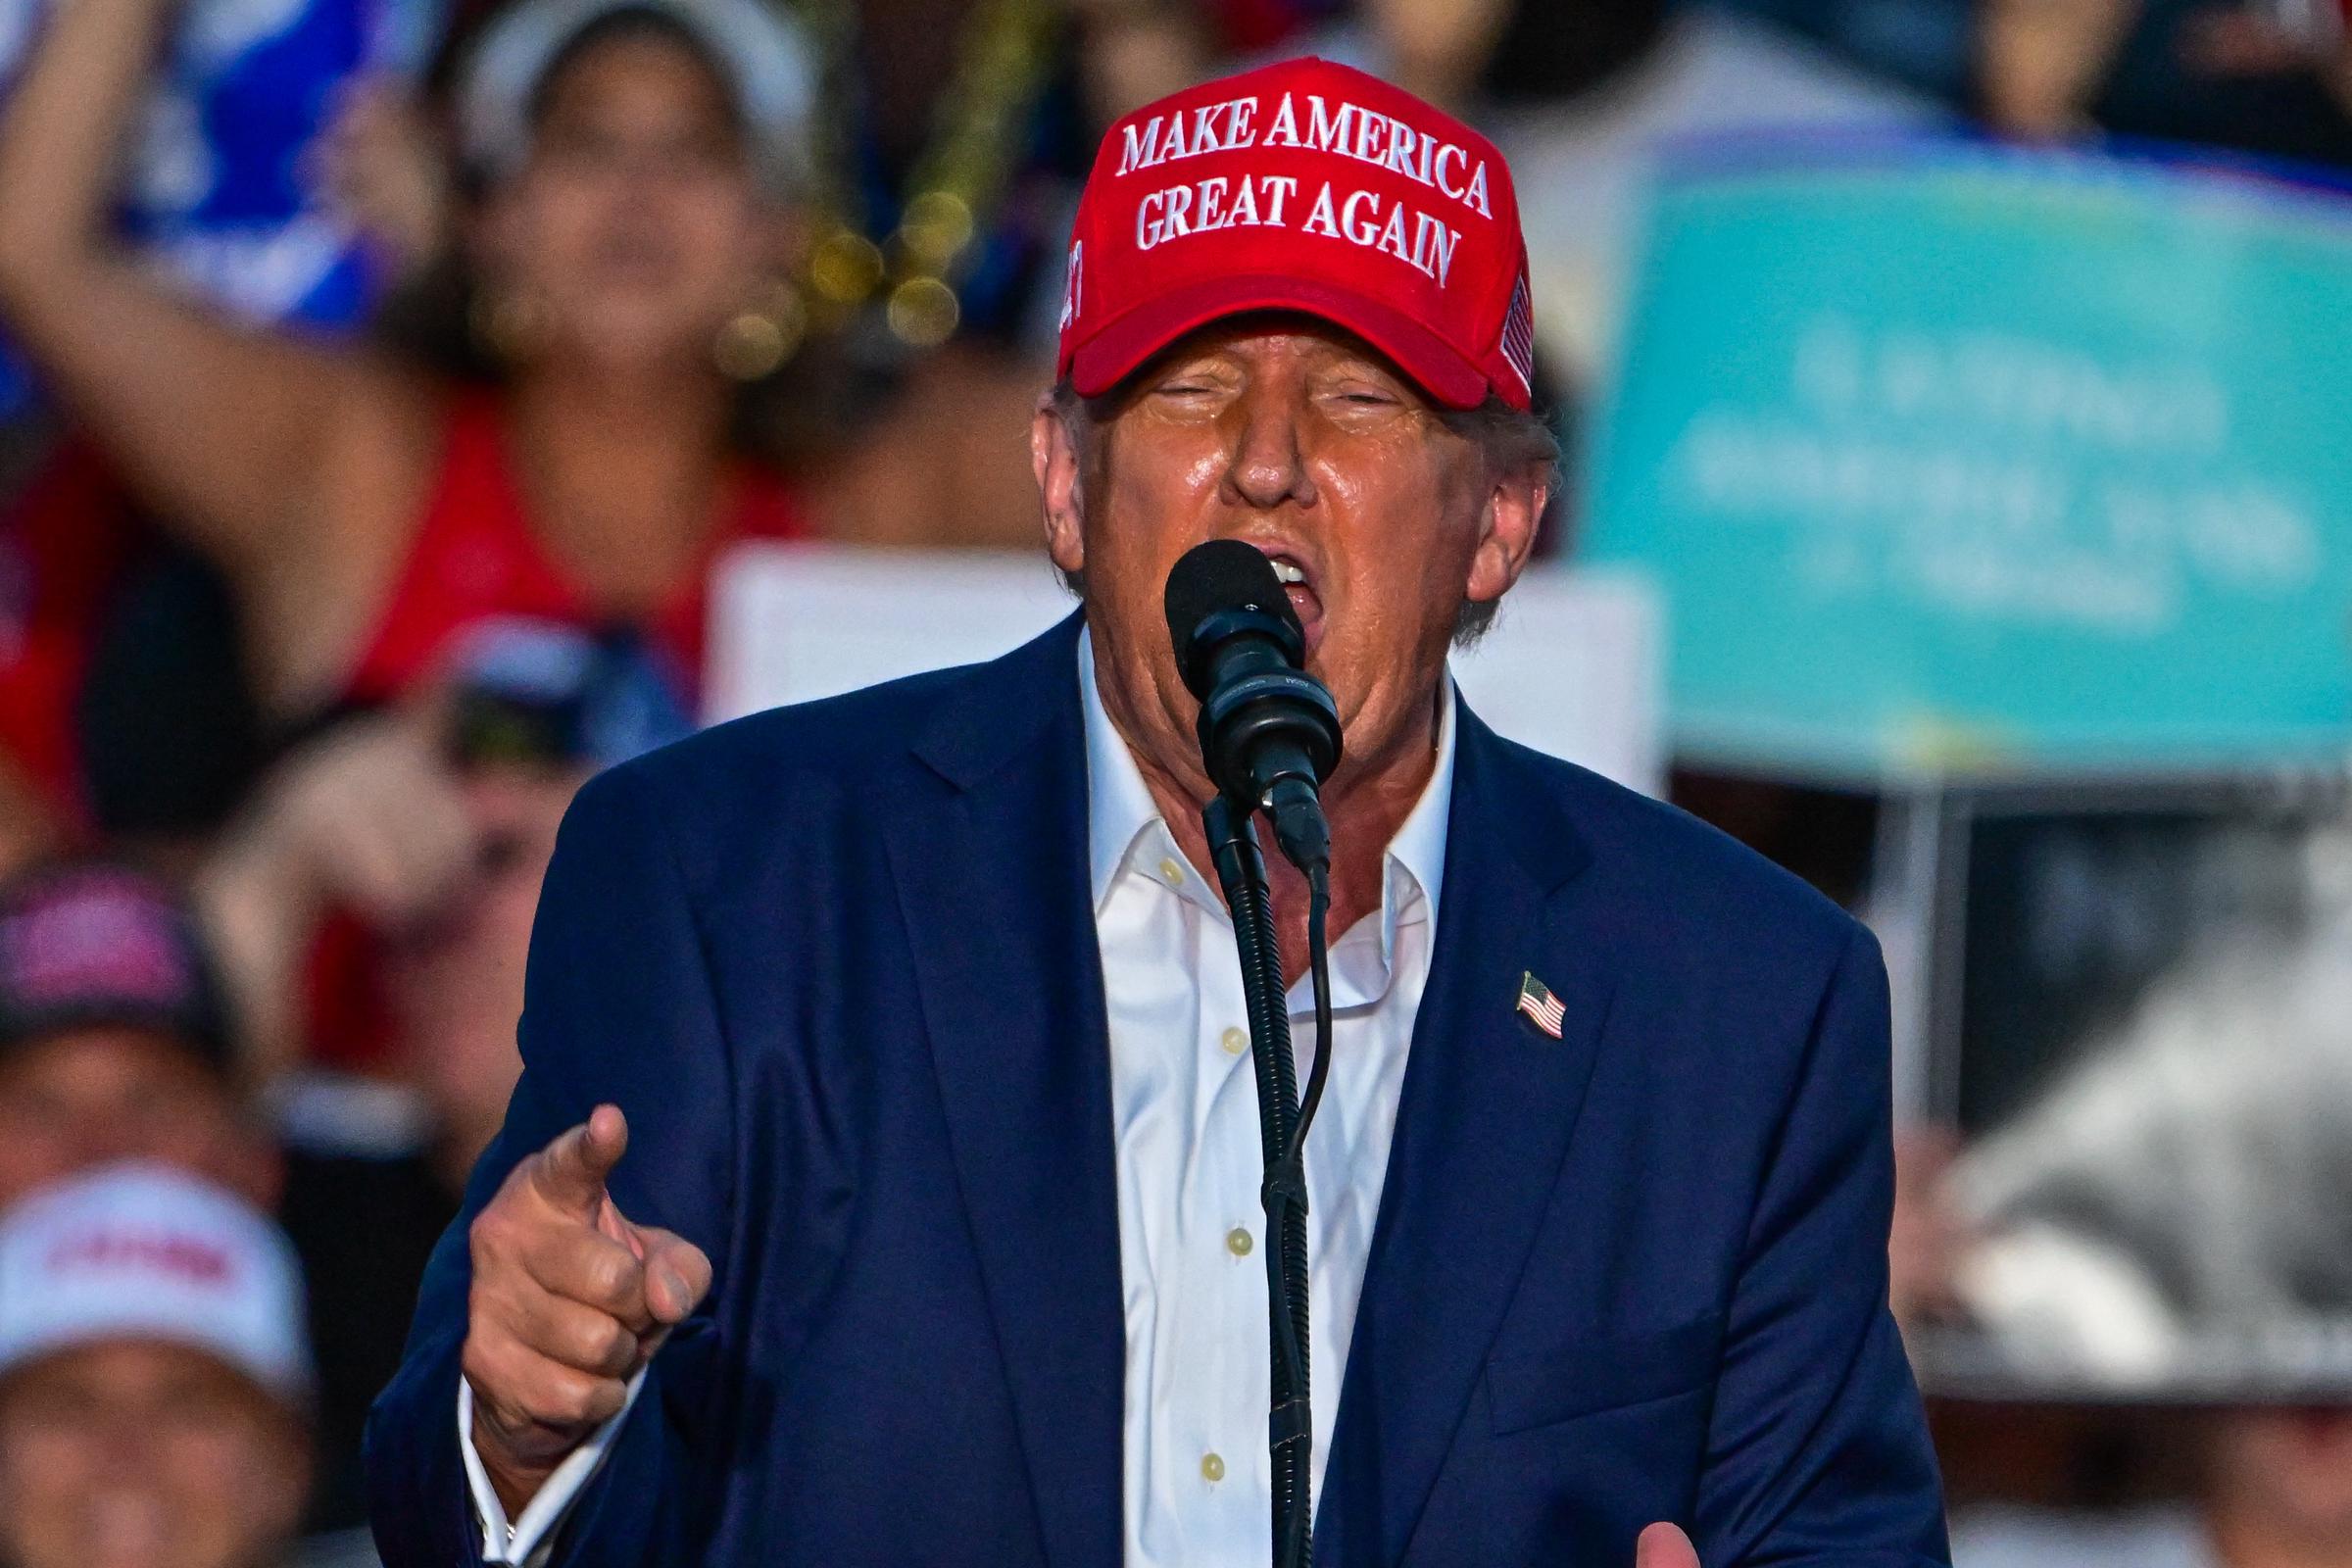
0;0;812;722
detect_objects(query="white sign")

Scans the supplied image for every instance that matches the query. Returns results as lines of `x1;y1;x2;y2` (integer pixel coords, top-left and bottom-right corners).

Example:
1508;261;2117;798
708;544;1664;796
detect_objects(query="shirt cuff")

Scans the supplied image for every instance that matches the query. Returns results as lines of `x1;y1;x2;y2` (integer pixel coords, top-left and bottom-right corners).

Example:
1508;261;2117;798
458;1368;646;1566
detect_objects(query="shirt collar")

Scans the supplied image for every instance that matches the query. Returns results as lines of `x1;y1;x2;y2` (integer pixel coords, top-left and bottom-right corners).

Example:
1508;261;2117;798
1077;626;1453;936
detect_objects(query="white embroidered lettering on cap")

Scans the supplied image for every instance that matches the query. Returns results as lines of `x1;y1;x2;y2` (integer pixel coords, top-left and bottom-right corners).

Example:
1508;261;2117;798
1114;89;1488;288
1056;56;1536;414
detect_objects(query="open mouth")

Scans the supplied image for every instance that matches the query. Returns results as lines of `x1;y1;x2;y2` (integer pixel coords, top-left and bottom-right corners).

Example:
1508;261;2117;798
1255;547;1326;656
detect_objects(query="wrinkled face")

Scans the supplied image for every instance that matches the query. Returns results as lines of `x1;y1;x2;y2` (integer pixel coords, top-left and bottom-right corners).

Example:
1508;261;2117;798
0;1342;308;1568
487;30;774;370
0;1032;267;1212
1037;317;1542;795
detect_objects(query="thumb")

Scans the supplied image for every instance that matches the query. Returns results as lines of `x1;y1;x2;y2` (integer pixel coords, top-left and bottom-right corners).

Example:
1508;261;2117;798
530;1103;628;1220
1636;1522;1700;1568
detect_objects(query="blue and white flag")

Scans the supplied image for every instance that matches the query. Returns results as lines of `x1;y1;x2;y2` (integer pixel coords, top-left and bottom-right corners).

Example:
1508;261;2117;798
0;0;444;416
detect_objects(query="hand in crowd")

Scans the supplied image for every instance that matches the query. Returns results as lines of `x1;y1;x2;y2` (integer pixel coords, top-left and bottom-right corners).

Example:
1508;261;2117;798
465;1104;712;1514
1889;1125;1971;1328
1980;0;2352;139
1636;1522;1701;1567
195;702;476;1079
257;705;476;927
1362;0;1512;108
310;75;449;284
1978;0;2140;138
2178;4;2352;112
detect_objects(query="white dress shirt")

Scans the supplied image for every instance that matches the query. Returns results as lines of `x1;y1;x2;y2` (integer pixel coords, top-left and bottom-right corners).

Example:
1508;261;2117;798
463;629;1455;1566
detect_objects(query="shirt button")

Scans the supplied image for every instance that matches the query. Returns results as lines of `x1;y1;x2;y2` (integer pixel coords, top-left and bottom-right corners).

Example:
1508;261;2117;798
1200;1451;1226;1483
1226;1227;1253;1257
1158;856;1187;886
1220;1027;1248;1055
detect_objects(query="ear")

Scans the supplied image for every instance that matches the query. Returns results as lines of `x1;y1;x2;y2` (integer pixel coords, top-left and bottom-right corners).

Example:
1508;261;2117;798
1032;393;1088;577
1462;459;1546;612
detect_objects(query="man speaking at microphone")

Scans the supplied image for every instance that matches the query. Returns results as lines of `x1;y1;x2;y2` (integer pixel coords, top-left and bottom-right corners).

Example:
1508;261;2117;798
367;56;1948;1568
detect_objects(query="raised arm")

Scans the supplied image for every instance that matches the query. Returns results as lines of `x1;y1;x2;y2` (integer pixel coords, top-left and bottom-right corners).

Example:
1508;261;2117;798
0;0;380;569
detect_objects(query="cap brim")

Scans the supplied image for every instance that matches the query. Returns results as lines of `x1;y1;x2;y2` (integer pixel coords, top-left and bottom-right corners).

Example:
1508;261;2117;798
1068;273;1490;411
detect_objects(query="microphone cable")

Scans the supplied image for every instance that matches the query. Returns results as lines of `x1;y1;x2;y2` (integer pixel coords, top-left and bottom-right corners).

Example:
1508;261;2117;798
1258;855;1335;1568
1273;864;1334;1568
1204;799;1333;1568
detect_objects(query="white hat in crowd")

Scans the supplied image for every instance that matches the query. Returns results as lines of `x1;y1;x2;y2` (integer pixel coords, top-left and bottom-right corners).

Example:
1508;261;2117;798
458;0;814;191
0;1163;312;1409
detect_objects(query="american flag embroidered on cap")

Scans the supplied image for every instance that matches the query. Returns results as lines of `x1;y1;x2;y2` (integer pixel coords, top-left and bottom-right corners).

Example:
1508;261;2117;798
1498;272;1535;396
1516;970;1564;1038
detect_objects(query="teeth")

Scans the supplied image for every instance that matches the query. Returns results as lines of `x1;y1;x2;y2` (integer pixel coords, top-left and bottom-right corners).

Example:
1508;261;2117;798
1271;559;1305;585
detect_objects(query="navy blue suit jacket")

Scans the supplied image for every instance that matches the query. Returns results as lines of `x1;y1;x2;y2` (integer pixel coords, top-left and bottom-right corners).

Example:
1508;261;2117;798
367;615;1948;1567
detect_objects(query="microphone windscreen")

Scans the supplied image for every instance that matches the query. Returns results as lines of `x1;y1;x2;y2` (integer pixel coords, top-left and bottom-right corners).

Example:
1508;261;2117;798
1163;539;1299;680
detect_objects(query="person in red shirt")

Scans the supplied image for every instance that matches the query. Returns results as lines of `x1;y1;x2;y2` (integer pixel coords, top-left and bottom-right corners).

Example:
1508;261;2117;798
0;0;813;723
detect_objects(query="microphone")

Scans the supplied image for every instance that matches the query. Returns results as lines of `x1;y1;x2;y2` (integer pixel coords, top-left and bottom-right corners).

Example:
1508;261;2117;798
1162;539;1343;873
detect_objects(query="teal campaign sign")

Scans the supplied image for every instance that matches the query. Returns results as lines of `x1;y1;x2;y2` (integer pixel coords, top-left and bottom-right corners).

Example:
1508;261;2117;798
1583;141;2352;780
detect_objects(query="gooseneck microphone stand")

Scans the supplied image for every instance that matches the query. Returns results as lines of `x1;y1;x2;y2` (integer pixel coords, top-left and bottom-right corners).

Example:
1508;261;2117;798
1164;539;1344;1568
1203;793;1337;1568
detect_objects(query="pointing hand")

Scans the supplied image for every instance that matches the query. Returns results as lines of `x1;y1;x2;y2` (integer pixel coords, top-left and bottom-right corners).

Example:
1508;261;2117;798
463;1104;712;1514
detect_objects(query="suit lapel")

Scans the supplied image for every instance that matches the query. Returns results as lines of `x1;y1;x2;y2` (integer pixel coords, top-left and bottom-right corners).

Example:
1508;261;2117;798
885;616;1126;1568
1318;709;1615;1568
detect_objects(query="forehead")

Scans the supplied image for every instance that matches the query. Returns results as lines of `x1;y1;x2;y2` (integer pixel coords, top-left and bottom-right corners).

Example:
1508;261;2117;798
3;1339;241;1399
532;28;740;132
0;1026;217;1094
1139;312;1434;393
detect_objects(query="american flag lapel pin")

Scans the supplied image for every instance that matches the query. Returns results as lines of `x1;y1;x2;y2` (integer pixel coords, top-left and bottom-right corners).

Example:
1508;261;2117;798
1516;970;1565;1039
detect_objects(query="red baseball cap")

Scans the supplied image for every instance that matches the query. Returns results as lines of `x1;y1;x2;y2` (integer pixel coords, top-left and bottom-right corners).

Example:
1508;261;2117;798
1055;57;1536;413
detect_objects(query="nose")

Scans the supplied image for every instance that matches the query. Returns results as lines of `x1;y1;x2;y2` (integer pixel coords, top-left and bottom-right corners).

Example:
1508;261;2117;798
1219;388;1319;514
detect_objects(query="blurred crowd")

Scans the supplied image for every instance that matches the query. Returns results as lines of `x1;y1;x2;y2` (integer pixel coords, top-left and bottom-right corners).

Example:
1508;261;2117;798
1;0;2350;1563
